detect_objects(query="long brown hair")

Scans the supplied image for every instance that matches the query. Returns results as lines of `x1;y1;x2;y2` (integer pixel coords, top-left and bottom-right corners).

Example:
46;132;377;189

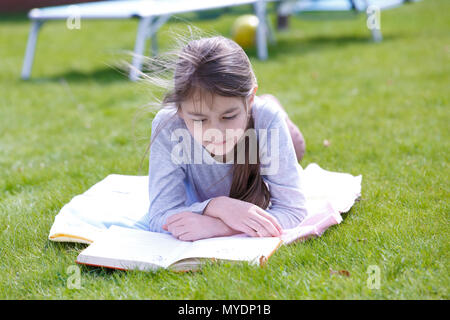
137;36;270;209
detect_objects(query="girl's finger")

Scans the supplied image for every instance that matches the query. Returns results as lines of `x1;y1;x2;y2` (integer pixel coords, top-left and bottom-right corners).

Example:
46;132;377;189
174;229;189;239
166;211;190;225
245;219;270;237
249;215;279;237
256;208;283;233
179;232;196;242
166;221;185;234
239;224;259;238
166;214;183;226
168;224;187;237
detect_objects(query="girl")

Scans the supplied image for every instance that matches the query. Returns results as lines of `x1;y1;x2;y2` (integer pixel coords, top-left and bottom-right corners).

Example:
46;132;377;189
146;36;307;241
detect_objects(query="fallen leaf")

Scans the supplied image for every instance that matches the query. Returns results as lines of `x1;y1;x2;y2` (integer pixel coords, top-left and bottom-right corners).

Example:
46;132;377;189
330;268;351;277
339;270;350;277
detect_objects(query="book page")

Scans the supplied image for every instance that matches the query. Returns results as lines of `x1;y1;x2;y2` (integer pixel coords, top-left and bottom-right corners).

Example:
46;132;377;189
178;234;282;265
77;226;191;270
281;211;342;245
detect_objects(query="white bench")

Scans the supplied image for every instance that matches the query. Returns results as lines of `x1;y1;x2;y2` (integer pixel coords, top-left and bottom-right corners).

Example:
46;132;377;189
21;0;415;81
278;0;414;42
21;0;275;81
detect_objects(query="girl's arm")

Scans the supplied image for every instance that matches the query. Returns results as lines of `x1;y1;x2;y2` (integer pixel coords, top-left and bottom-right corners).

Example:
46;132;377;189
162;211;242;241
203;196;282;237
147;111;215;234
258;108;309;229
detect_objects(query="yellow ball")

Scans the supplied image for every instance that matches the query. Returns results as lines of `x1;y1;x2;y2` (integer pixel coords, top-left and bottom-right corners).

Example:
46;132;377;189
231;14;259;49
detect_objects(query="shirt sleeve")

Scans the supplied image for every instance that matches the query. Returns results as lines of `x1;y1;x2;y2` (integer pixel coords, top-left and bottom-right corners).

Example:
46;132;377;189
259;110;309;229
147;111;213;234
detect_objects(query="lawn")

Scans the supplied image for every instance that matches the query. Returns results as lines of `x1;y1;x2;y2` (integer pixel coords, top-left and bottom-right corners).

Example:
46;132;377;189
0;0;448;299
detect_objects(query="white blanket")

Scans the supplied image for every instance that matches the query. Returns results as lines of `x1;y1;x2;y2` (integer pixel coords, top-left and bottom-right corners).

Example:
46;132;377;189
48;163;362;244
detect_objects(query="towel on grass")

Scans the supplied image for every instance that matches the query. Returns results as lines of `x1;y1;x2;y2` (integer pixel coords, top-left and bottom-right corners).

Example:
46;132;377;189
48;163;362;244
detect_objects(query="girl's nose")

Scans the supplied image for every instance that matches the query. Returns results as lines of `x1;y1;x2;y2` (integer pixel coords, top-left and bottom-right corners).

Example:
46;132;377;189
208;120;227;137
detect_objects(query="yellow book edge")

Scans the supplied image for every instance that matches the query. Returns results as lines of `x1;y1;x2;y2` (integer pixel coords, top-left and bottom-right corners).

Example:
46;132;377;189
49;233;93;244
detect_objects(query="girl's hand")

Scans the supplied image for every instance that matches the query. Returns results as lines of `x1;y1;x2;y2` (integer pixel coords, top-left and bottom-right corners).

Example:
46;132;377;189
204;196;283;238
162;211;241;241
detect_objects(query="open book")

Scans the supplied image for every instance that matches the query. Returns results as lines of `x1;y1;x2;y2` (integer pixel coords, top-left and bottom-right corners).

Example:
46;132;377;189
76;226;282;271
76;226;283;272
76;209;342;272
51;163;361;271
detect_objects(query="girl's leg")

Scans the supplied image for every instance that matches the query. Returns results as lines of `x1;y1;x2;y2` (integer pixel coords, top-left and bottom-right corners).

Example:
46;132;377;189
260;94;306;162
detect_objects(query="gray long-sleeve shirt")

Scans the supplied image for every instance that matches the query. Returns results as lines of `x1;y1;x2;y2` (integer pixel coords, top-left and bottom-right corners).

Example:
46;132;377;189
147;96;308;234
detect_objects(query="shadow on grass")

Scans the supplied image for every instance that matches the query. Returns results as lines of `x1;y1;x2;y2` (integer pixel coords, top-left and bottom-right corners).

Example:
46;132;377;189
45;239;88;251
245;33;398;60
20;32;398;84
45;240;120;276
45;240;175;278
0;13;29;24
340;196;365;222
22;66;129;84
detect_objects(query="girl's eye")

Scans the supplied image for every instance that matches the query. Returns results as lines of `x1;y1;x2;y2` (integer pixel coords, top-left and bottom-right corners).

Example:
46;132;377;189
193;119;206;122
223;115;237;120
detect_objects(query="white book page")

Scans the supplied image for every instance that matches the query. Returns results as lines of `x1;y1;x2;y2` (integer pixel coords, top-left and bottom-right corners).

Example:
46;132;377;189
178;234;282;265
77;226;191;269
280;225;316;245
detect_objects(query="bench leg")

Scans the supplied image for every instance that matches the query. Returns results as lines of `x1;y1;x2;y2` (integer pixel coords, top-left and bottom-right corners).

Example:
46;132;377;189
130;17;152;81
370;28;383;42
147;14;171;57
21;20;44;80
254;0;268;60
363;0;383;42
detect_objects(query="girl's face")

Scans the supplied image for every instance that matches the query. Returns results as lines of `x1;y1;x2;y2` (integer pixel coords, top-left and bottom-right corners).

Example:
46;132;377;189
178;90;255;160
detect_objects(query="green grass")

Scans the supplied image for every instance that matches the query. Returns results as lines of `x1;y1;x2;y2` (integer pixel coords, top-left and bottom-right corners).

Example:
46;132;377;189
0;0;448;299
